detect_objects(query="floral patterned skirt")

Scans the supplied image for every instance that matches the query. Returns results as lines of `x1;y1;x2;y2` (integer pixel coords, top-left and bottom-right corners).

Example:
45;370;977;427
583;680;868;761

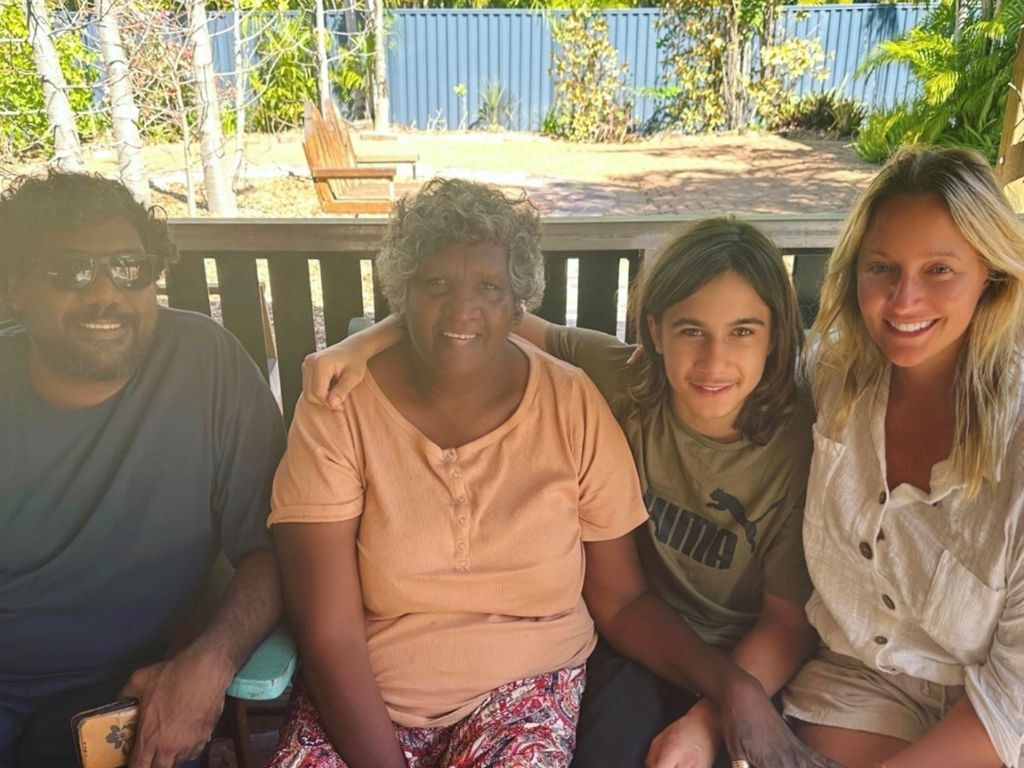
265;665;585;768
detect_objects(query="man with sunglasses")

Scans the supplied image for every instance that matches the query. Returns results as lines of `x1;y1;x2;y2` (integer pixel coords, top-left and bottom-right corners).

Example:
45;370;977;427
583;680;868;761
0;172;286;768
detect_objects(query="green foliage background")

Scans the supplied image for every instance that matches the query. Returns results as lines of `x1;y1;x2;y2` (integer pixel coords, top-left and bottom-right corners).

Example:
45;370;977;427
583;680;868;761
854;0;1024;163
6;0;1016;164
546;7;634;142
655;0;827;133
0;2;105;159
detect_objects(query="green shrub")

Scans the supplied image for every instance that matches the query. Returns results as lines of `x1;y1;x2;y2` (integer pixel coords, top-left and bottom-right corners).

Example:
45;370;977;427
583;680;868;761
778;89;866;136
247;13;318;132
656;0;829;134
855;0;1022;163
243;10;370;132
635;84;682;134
546;8;633;142
0;4;104;160
853;105;923;163
749;37;829;130
655;0;726;132
331;36;371;121
829;93;866;137
475;78;515;131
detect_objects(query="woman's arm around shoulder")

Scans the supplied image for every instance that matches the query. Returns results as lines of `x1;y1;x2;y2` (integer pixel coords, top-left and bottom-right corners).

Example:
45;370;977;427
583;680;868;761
273;519;406;768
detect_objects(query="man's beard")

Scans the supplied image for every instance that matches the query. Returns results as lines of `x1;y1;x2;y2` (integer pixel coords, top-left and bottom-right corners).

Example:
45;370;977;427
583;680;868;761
36;306;151;381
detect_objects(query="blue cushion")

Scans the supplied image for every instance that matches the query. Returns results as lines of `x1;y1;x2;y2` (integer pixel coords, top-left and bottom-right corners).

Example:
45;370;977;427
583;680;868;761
226;625;296;701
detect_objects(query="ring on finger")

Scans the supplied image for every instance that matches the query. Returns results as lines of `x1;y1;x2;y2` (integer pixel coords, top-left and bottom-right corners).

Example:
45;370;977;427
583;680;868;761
731;761;751;768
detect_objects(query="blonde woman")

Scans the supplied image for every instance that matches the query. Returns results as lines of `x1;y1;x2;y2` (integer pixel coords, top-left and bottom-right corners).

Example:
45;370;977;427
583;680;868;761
785;146;1024;768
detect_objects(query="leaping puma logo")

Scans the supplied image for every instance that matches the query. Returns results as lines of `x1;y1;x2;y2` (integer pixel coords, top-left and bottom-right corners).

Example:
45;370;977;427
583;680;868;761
707;488;779;551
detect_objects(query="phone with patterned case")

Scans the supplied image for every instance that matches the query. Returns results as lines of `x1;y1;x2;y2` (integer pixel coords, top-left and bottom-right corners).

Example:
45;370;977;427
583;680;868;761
70;698;139;768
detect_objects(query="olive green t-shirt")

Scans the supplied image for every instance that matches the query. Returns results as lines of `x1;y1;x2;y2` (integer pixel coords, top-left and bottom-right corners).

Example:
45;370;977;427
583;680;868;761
545;325;814;649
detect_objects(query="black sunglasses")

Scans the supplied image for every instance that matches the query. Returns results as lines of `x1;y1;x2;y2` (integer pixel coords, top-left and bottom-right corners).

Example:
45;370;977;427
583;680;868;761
39;252;161;292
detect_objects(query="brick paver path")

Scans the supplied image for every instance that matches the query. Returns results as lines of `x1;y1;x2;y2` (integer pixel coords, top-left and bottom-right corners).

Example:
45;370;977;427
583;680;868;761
58;129;880;218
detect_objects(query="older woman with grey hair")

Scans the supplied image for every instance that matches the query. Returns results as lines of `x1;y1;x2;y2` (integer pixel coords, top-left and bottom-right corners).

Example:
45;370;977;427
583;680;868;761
268;179;826;768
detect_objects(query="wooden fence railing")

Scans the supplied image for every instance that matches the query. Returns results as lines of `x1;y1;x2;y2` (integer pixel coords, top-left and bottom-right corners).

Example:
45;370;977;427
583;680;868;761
166;214;844;424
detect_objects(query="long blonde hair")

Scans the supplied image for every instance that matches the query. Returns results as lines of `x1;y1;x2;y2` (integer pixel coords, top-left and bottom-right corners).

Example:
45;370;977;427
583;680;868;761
811;145;1024;497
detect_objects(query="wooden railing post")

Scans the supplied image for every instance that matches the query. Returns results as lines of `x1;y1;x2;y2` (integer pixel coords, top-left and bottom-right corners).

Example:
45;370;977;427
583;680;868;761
166;216;847;425
997;24;1024;211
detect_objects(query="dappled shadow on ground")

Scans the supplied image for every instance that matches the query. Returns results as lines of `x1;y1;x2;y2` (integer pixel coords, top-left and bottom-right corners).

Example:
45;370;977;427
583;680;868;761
631;164;869;215
130;132;878;219
521;180;642;216
523;139;875;216
532;137;873;216
521;166;870;216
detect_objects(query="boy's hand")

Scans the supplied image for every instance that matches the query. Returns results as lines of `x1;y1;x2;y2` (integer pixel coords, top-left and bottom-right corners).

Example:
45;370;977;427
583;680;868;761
302;347;368;409
646;704;717;768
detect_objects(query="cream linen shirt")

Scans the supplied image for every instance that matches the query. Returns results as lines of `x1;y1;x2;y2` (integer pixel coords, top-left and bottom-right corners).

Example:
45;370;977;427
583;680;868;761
804;368;1024;768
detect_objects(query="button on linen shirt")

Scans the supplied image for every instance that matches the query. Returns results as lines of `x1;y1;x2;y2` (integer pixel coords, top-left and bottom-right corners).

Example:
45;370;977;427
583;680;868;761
804;368;1024;767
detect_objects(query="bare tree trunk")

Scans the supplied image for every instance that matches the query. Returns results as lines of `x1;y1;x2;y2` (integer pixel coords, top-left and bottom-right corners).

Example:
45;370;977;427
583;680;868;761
737;36;752;130
171;75;197;217
341;0;367;119
25;0;83;170
95;0;149;205
997;23;1024;209
761;1;776;49
232;0;247;189
343;0;357;43
315;0;330;114
370;0;389;132
953;0;966;41
721;0;743;131
187;0;236;216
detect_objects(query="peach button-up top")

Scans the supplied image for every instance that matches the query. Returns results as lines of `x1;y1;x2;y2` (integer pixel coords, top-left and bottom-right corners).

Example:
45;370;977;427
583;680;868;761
270;339;647;727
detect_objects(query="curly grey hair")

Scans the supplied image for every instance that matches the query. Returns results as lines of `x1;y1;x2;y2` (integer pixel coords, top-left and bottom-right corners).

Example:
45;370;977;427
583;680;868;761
375;178;545;315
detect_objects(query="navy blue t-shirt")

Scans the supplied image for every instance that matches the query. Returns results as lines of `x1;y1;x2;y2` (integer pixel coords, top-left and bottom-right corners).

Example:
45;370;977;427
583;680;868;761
0;308;285;691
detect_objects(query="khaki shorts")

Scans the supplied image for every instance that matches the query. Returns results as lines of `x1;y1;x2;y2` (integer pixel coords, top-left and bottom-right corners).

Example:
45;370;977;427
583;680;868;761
782;648;963;744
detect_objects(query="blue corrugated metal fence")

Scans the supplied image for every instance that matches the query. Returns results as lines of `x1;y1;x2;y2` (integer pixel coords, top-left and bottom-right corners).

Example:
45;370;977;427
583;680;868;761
203;5;928;132
779;5;923;112
384;6;926;131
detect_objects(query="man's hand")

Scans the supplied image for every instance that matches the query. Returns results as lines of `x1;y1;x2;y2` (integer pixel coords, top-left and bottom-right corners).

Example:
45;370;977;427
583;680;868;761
719;676;847;768
120;647;233;768
120;550;280;767
645;703;717;768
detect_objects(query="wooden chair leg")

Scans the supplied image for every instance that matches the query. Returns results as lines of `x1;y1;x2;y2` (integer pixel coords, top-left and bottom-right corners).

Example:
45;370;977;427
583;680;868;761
227;695;256;768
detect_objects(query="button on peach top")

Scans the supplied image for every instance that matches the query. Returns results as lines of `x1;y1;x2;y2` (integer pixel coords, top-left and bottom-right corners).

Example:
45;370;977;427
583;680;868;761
270;339;647;727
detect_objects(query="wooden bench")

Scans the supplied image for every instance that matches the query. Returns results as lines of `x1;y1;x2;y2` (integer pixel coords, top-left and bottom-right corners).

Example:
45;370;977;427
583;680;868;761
302;101;396;215
165;216;843;425
323;102;419;179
